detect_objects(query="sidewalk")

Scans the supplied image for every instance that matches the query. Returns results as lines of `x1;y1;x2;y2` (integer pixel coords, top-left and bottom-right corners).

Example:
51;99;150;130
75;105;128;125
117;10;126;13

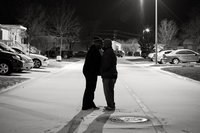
0;58;81;93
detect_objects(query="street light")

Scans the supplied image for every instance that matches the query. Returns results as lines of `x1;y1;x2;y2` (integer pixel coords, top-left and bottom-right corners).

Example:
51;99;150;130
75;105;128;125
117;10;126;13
143;28;150;33
140;0;158;64
155;0;158;64
142;28;150;40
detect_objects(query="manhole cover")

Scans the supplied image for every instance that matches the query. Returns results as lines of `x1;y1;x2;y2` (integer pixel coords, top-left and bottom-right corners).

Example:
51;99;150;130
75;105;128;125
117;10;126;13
110;116;148;123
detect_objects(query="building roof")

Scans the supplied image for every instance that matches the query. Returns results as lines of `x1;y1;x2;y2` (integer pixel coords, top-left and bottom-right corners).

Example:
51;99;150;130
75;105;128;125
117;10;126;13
0;24;27;30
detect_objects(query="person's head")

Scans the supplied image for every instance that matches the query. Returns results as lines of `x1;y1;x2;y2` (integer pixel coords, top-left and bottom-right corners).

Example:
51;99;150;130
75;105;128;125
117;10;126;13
93;37;103;49
103;38;112;49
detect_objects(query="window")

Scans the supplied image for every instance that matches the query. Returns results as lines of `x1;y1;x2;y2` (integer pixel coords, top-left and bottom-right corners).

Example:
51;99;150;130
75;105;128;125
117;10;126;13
185;51;195;54
165;51;172;54
0;30;2;40
176;50;195;54
176;51;187;54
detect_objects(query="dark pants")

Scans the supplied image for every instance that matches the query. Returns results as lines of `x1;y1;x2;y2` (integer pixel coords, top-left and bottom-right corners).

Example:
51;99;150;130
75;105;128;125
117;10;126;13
82;74;98;110
102;78;116;108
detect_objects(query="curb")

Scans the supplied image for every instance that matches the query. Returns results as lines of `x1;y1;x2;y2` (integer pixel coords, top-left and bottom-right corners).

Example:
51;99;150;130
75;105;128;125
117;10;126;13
0;77;32;94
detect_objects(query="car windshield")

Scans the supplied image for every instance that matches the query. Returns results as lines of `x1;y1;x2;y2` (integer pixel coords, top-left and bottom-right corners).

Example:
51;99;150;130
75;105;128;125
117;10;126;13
165;51;173;54
159;50;172;54
169;50;177;54
12;48;26;54
0;43;16;53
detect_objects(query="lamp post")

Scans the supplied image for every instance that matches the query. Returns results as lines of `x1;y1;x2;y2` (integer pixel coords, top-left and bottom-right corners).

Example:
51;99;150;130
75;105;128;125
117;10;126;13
155;0;158;64
140;0;158;64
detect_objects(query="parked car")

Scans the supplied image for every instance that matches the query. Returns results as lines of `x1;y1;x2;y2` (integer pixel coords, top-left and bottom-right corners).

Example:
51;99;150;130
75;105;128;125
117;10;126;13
162;49;200;64
0;49;24;75
133;51;141;56
127;51;133;56
45;47;73;58
12;47;49;68
73;51;87;57
152;50;173;64
148;52;155;61
0;42;34;71
17;54;34;71
141;51;149;58
115;50;125;57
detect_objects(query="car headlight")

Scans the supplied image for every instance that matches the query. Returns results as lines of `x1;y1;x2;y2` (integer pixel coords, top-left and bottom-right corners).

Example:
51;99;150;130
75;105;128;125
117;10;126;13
29;59;33;62
44;58;48;61
23;58;29;63
12;55;21;60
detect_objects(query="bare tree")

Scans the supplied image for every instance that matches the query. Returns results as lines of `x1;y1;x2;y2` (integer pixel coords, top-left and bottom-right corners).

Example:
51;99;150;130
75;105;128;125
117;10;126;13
47;3;81;56
158;19;178;48
182;16;200;49
118;39;140;54
19;4;47;45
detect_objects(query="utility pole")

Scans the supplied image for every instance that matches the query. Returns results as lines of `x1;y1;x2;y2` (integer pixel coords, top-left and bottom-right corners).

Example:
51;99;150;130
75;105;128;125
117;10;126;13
155;0;158;64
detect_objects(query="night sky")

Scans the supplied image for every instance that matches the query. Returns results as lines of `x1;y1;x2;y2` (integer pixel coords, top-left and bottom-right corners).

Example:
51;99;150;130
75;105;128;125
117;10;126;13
0;0;200;34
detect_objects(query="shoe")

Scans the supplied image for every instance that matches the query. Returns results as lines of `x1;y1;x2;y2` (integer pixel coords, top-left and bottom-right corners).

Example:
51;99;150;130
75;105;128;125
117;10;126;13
82;106;100;110
92;107;100;110
82;107;93;110
104;106;115;111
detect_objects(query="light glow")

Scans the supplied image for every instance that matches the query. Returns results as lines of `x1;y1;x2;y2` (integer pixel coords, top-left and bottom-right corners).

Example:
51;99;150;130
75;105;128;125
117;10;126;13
140;0;144;8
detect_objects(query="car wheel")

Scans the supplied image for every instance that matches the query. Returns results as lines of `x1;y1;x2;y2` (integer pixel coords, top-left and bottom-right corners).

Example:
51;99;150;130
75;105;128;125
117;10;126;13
33;59;41;68
172;58;180;64
0;62;11;75
160;59;166;64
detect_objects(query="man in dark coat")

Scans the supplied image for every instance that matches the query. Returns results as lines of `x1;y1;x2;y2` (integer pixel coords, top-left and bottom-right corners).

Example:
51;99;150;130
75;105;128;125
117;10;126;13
101;39;118;111
82;38;103;110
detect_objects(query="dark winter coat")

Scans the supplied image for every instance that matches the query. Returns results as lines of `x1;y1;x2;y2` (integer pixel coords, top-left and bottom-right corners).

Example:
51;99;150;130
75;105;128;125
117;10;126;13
83;45;102;76
101;47;118;79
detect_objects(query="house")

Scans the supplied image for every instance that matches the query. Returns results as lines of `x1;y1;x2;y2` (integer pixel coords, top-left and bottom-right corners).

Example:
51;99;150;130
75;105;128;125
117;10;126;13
0;24;28;52
112;40;122;51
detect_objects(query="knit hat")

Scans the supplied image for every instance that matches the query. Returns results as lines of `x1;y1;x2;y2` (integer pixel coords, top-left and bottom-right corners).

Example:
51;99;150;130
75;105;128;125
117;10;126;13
103;38;112;48
93;36;103;45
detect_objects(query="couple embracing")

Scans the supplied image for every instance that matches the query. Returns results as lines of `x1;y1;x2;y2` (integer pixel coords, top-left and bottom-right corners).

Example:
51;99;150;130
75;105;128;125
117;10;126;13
82;38;118;111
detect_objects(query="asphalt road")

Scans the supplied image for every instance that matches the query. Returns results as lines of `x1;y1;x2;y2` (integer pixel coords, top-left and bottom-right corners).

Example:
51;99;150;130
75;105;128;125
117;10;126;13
0;58;200;133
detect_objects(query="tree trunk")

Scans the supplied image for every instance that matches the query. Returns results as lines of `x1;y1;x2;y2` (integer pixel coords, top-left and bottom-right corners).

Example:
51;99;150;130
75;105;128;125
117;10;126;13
60;36;63;56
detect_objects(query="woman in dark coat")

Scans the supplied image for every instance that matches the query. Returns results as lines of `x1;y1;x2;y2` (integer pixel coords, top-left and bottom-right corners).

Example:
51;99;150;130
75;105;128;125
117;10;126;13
82;39;102;110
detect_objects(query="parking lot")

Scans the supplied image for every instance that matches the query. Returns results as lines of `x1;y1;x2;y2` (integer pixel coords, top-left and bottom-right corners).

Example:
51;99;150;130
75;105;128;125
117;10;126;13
0;58;79;93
